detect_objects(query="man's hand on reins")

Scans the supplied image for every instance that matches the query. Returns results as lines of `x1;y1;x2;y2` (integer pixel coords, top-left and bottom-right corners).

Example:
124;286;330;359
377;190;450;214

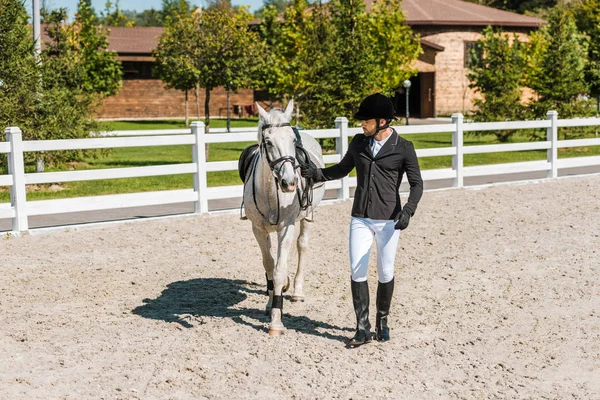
300;164;320;180
395;209;411;230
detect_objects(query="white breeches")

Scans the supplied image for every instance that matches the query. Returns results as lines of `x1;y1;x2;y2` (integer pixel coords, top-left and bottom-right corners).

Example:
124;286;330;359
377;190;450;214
349;217;400;284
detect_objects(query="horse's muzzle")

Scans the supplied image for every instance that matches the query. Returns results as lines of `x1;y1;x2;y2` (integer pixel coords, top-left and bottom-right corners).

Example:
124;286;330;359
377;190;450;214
280;178;297;193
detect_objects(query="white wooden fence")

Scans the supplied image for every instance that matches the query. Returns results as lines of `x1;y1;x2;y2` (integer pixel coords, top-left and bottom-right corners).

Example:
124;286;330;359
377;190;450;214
2;111;600;233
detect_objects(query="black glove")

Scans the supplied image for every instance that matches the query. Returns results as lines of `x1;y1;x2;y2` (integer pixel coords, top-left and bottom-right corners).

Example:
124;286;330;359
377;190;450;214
300;164;320;180
395;209;411;230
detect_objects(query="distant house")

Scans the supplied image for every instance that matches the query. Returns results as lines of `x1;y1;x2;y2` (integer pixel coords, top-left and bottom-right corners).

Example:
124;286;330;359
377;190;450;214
397;0;542;118
44;0;542;120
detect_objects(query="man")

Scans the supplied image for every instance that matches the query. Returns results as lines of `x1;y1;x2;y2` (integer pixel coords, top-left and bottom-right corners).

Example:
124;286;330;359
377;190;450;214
301;93;423;347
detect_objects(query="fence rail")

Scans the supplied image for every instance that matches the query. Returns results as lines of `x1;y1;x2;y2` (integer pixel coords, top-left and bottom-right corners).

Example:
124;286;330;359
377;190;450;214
2;111;600;233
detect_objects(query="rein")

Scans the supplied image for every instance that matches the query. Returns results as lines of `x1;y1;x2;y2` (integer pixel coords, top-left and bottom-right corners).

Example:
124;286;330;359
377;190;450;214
246;122;317;225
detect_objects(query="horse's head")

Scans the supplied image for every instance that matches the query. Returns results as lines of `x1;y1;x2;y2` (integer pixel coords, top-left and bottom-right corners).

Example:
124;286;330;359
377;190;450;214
256;100;298;193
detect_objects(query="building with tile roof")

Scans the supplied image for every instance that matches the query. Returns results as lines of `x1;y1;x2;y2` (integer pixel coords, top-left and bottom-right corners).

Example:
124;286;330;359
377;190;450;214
397;0;542;117
42;0;542;120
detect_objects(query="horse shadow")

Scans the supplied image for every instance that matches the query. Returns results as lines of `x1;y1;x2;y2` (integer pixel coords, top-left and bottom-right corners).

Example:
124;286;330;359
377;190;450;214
132;278;351;342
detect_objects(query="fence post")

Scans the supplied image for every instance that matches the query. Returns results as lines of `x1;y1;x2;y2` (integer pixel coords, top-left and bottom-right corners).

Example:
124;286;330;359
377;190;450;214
191;121;208;213
546;110;558;179
5;127;28;232
335;117;349;200
451;113;464;188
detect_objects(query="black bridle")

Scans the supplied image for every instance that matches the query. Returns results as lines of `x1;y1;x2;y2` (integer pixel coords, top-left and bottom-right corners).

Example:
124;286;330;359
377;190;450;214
260;122;298;174
245;122;317;225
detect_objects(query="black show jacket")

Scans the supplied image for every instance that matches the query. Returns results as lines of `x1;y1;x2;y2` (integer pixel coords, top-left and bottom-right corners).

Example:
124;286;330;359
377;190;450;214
315;129;423;220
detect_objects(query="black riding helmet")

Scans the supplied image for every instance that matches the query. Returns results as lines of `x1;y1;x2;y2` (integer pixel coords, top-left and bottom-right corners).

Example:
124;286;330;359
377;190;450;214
354;93;397;134
354;93;397;121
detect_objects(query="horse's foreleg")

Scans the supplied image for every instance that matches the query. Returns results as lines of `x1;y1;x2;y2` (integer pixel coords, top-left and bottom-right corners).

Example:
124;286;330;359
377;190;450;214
292;219;311;302
269;223;296;336
252;224;275;315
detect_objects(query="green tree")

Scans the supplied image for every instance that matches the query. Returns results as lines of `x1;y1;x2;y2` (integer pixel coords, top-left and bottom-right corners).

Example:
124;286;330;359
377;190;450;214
259;0;313;123
153;11;198;126
300;0;373;128
254;0;291;19
573;0;600;111
193;6;266;132
125;9;163;26
45;0;123;97
100;0;133;26
367;0;421;93
161;0;193;25
0;0;111;170
527;5;594;137
467;26;527;142
0;0;40;142
300;0;421;129
154;6;264;132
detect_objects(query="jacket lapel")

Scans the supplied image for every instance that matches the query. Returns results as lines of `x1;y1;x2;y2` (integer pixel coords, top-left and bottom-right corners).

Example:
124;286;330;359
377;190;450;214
374;130;398;159
360;135;374;159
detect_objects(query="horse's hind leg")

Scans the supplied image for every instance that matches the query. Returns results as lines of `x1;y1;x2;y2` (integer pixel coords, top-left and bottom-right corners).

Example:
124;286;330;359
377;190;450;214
252;224;275;314
292;218;311;302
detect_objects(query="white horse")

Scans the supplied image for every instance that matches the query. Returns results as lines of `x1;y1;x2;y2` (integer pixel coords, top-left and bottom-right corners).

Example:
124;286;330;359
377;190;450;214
242;100;325;336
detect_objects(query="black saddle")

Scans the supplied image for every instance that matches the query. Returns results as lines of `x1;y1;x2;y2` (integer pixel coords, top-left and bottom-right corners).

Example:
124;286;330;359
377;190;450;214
238;144;260;183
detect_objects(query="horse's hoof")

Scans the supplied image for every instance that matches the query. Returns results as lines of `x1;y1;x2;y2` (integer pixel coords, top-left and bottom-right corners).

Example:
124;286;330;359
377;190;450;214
290;295;305;302
268;328;285;336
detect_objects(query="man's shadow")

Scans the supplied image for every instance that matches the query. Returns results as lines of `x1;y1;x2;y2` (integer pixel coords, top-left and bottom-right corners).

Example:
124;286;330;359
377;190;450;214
132;278;351;342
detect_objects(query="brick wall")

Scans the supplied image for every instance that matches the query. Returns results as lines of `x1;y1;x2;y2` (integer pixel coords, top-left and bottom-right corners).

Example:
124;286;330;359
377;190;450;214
98;79;255;119
415;27;533;117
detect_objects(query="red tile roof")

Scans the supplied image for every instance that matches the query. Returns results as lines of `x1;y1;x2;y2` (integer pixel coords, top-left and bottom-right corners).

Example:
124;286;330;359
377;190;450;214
101;26;163;53
400;0;543;28
40;25;162;54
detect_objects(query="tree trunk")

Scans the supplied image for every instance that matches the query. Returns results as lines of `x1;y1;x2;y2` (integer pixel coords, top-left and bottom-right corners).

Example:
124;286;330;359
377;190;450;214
185;90;189;128
226;87;231;133
205;87;211;160
195;85;201;120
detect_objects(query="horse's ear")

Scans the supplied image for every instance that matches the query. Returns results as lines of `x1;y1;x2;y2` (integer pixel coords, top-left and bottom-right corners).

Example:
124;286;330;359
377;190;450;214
256;102;269;121
284;99;294;121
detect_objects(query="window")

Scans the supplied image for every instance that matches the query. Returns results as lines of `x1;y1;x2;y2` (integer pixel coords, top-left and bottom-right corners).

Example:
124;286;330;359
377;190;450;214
121;61;154;79
464;41;483;68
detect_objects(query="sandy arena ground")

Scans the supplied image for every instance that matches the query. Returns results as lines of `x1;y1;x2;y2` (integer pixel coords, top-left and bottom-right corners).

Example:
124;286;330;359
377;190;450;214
0;175;599;399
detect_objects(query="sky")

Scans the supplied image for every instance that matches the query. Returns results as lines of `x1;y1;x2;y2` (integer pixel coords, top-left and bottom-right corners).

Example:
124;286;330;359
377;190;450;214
25;0;265;20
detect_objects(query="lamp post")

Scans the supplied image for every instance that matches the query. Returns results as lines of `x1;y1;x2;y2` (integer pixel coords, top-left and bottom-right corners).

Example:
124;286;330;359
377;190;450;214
403;79;411;125
33;0;41;58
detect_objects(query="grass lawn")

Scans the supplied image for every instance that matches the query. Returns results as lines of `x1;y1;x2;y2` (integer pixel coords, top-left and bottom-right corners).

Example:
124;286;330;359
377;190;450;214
1;121;599;203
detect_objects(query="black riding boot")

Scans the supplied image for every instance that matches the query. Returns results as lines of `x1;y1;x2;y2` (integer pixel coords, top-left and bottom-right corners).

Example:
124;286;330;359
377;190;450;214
375;278;394;342
347;279;372;348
